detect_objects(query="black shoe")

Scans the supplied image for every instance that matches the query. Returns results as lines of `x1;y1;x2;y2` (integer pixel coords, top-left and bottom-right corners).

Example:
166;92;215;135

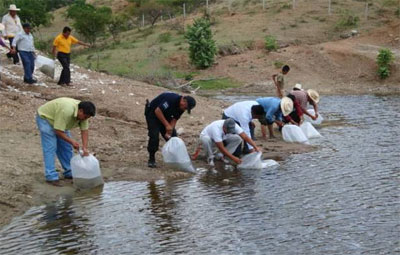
148;160;157;168
31;79;37;83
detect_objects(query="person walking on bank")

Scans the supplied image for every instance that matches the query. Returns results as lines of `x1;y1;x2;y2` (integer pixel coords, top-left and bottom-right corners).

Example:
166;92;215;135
272;65;290;98
2;4;22;65
145;92;196;168
11;23;36;84
52;26;90;86
36;97;96;186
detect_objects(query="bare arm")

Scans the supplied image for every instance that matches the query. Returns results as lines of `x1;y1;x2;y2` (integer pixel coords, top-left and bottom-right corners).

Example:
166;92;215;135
52;46;57;58
78;41;90;47
239;132;260;152
215;141;241;164
261;125;267;139
55;130;80;150
81;129;89;156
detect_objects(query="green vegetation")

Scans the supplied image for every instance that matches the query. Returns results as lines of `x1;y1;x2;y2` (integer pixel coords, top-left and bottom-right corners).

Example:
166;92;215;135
192;78;241;90
158;32;172;43
185;18;217;69
274;60;284;69
265;35;278;51
67;0;112;45
335;10;359;30
377;48;394;79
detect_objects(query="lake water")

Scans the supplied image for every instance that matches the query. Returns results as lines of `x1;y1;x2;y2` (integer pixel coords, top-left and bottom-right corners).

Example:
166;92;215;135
0;95;399;255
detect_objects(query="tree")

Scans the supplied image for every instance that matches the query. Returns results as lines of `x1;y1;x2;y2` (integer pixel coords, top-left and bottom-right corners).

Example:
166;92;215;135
67;1;112;46
8;0;53;28
185;18;216;69
107;15;128;43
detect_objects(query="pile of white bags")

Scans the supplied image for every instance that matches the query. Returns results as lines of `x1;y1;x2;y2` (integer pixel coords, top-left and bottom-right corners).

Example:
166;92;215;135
35;55;55;79
238;152;279;169
71;154;104;189
304;109;324;125
282;125;310;144
300;122;322;139
162;137;196;173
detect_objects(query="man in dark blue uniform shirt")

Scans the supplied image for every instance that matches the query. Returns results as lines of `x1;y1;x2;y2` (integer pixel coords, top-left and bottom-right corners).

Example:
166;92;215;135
145;92;196;168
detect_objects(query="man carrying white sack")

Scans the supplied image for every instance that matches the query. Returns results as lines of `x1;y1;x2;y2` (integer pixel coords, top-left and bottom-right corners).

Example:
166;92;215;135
192;118;260;166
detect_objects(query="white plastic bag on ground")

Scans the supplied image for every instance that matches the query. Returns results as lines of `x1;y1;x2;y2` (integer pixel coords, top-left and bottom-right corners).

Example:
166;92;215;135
238;152;279;169
71;154;104;189
304;109;323;125
282;125;310;144
162;137;195;173
300;122;322;139
35;55;55;79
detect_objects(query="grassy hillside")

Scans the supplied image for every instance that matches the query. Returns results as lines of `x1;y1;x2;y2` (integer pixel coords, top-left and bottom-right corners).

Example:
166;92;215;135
37;0;399;88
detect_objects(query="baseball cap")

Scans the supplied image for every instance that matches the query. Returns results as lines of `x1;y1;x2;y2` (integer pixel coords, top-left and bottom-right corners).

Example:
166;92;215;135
184;96;196;114
223;118;236;134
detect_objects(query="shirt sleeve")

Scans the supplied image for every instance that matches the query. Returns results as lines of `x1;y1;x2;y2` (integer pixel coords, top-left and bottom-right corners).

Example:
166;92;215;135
70;35;79;44
11;34;19;47
79;119;89;130
53;36;59;47
235;124;244;134
0;38;6;47
2;16;6;36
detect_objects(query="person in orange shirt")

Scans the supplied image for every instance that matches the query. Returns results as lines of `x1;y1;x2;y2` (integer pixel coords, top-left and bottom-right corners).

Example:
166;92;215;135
52;26;90;86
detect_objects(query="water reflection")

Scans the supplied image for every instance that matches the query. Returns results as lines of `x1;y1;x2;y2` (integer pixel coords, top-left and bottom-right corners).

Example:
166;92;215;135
1;95;399;255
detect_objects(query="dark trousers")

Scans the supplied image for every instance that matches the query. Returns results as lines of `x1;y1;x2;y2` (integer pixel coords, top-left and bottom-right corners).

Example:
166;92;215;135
222;113;254;156
19;51;35;82
145;106;177;159
7;38;19;64
57;52;71;85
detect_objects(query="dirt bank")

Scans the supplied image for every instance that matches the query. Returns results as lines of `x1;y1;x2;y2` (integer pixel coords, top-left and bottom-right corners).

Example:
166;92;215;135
0;50;316;227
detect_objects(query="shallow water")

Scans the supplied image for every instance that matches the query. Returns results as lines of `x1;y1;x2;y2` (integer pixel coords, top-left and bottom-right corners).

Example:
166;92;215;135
1;95;399;255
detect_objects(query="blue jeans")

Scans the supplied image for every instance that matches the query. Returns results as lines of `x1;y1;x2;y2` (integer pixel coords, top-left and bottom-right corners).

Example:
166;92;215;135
19;51;35;82
36;115;73;181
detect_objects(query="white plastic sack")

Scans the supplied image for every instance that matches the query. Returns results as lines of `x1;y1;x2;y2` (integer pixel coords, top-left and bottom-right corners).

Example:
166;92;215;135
300;122;322;139
282;125;310;144
71;154;104;189
238;152;279;169
35;55;55;79
304;109;323;125
162;137;195;173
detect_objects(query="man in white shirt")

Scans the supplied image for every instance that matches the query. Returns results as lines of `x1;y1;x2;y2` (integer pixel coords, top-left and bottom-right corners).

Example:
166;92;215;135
11;23;36;84
2;4;22;64
192;118;260;166
222;101;265;155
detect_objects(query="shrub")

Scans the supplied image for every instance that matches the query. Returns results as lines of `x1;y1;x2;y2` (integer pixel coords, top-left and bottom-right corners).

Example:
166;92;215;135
274;60;284;68
335;10;359;30
265;35;278;51
378;66;390;79
185;18;217;69
158;32;172;43
396;7;400;17
377;48;394;79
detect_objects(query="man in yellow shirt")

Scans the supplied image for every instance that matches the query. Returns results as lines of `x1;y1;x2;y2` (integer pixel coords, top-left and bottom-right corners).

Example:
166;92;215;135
36;97;96;186
52;27;89;86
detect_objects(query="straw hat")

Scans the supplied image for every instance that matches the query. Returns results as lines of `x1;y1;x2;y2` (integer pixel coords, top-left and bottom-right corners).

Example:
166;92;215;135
9;4;20;11
280;97;294;116
293;83;302;90
0;24;4;31
307;89;320;103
